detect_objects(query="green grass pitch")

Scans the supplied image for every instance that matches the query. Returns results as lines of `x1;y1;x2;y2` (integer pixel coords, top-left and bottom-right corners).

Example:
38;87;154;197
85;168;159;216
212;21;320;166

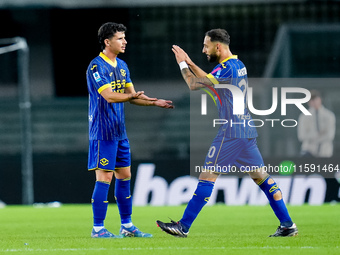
0;204;339;255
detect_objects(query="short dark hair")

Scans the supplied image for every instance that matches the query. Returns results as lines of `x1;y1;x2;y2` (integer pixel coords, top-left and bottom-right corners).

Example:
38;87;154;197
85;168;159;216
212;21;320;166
205;29;230;45
98;22;127;50
310;89;321;100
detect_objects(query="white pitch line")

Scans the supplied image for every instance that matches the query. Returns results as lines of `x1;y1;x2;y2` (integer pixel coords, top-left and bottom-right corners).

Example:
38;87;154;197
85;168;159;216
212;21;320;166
0;248;107;253
1;245;336;253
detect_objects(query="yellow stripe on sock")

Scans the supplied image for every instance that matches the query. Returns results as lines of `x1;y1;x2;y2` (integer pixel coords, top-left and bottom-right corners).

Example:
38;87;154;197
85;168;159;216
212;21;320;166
257;174;270;186
97;180;110;185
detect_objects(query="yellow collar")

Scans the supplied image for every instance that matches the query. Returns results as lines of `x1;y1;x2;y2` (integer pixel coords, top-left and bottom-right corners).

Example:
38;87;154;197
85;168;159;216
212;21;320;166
99;52;117;68
220;55;238;64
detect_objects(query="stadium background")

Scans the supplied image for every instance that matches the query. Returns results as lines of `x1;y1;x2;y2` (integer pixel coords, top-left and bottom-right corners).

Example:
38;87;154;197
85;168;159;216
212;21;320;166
0;0;339;205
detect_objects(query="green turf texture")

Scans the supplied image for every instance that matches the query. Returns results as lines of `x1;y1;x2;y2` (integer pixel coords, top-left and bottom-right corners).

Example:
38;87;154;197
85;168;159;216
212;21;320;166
0;204;339;255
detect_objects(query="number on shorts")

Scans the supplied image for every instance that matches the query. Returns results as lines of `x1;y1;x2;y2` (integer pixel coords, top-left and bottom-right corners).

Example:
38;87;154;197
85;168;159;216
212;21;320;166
208;146;216;158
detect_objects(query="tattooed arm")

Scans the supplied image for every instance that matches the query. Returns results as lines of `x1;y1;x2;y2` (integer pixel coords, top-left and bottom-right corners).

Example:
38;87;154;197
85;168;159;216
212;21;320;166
172;45;214;91
180;67;213;91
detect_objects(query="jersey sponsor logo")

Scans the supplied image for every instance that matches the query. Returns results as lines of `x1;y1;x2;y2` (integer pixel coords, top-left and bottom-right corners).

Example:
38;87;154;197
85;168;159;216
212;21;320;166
111;79;126;93
120;69;126;76
238;67;247;77
100;158;109;166
93;72;101;82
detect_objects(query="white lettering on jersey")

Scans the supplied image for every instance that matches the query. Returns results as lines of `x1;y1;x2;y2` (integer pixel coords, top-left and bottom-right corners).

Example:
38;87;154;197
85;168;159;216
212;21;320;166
238;67;247;77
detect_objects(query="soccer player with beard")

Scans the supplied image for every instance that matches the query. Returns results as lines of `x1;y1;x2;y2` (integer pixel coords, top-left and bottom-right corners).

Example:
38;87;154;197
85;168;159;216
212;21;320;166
157;28;298;237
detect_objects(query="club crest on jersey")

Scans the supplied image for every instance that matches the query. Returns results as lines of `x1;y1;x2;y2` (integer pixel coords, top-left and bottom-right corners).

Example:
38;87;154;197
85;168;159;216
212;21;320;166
120;69;126;77
93;71;101;82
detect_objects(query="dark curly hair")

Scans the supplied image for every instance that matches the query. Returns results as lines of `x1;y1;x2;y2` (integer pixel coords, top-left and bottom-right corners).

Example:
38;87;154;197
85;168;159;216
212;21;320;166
205;29;230;45
98;22;127;50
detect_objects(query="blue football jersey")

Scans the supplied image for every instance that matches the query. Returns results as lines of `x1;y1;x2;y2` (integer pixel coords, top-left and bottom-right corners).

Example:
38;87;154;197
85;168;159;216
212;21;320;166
206;55;258;138
86;52;133;141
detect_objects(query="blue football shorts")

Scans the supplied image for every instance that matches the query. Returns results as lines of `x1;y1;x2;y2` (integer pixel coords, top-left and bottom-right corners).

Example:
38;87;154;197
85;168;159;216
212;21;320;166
88;139;131;171
203;137;264;174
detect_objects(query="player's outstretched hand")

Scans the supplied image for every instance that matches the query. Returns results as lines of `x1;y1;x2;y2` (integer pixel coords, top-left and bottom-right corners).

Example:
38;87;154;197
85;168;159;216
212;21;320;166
172;45;193;66
154;99;174;109
131;91;145;99
138;94;158;101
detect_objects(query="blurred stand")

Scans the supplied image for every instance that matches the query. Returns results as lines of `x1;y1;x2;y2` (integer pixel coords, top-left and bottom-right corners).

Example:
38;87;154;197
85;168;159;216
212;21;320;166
298;90;336;158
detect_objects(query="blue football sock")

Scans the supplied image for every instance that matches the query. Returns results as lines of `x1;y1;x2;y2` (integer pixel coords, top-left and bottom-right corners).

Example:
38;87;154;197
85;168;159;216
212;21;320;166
91;181;110;227
258;175;293;227
180;180;215;231
115;178;132;225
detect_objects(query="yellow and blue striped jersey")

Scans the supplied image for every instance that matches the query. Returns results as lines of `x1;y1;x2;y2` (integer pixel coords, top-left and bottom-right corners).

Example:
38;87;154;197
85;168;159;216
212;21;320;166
86;52;133;140
206;55;258;138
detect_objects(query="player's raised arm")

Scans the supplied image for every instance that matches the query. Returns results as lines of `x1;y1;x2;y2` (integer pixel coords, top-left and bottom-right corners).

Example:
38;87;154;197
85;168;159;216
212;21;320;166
172;45;213;90
172;45;207;78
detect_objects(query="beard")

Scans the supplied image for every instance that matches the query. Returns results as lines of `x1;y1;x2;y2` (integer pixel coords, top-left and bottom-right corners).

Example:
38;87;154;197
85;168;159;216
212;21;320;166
207;53;217;63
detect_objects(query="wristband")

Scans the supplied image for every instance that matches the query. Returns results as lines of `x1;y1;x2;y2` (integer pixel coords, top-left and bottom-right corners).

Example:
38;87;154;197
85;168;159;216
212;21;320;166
179;61;189;70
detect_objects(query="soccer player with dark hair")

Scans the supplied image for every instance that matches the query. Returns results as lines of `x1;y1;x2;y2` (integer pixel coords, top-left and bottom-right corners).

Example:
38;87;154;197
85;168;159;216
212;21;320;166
157;28;298;237
87;22;173;238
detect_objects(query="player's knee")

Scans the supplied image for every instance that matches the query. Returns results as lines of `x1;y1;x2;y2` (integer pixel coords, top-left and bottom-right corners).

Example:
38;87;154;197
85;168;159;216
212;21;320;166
95;170;114;183
251;176;270;184
251;177;262;184
114;167;131;179
249;171;268;184
199;171;219;182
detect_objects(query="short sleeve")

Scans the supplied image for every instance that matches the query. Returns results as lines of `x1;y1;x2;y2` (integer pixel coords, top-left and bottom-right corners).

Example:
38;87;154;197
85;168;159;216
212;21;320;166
88;61;112;93
206;59;233;85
